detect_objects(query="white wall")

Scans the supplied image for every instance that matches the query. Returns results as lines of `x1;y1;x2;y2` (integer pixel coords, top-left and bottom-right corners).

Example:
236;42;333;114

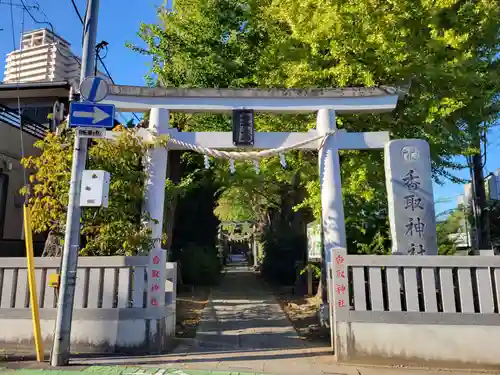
337;321;500;367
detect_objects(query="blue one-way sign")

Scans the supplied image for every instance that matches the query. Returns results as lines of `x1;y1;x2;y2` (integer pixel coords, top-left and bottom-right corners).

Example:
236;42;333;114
69;102;115;129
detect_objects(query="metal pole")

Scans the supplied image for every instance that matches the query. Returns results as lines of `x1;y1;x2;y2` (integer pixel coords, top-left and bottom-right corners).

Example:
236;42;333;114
463;203;470;249
471;152;491;251
469;160;481;251
23;204;44;362
51;0;99;366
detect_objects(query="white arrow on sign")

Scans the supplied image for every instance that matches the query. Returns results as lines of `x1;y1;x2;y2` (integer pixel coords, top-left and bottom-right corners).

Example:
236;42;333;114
73;106;110;124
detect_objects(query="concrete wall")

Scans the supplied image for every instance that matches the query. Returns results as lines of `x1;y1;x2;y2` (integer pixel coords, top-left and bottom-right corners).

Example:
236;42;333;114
329;248;500;368
336;320;500;367
0;308;176;354
0;256;177;354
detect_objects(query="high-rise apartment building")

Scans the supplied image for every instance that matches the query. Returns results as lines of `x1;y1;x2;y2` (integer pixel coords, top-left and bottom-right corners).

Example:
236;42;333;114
2;28;108;86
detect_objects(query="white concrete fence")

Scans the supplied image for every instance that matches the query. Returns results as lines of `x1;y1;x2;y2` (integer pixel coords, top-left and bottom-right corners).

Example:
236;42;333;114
329;249;500;367
0;256;177;354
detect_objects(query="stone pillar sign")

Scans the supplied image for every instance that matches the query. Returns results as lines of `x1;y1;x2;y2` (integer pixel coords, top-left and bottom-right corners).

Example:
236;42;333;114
148;248;166;308
385;139;438;255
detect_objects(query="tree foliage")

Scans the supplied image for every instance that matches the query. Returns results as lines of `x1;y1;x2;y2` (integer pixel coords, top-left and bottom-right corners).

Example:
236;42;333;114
130;0;499;266
436;207;467;255
21;129;161;256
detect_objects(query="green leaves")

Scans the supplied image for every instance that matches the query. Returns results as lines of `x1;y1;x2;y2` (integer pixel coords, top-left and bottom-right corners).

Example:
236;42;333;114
436;207;468;255
21;133;72;234
299;263;321;279
22;128;158;256
131;0;499;254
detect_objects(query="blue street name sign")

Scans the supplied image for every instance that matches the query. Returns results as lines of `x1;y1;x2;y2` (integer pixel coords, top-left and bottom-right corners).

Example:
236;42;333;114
69;102;115;129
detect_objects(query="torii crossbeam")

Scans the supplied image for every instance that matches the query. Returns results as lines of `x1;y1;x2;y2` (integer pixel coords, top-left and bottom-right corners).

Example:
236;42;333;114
104;85;401;250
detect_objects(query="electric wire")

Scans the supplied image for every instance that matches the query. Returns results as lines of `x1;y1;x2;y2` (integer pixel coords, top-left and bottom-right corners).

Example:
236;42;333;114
30;0;49;23
18;0;83;70
0;0;35;9
8;0;28;189
18;0;140;125
69;0;142;124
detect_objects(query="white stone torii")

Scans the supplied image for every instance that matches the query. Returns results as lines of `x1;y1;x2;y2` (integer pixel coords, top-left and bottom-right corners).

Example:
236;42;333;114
103;86;400;308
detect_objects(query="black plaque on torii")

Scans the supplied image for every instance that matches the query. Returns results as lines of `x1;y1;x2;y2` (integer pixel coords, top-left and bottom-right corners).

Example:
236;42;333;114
232;109;255;146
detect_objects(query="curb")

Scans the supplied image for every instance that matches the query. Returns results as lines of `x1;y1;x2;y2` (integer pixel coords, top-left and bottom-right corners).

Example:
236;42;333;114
0;366;267;375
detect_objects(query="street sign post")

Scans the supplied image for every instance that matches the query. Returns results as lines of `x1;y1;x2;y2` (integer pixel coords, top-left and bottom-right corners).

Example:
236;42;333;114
52;0;103;365
69;102;115;129
79;76;109;102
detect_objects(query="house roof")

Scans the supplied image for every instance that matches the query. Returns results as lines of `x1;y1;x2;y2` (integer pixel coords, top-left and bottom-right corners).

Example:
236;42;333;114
0;81;71;100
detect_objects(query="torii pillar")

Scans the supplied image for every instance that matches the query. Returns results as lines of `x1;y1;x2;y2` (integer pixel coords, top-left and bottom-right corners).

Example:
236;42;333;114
318;109;346;263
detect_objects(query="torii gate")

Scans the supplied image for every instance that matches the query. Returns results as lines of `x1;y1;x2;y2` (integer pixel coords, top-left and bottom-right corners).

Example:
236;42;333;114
103;86;400;333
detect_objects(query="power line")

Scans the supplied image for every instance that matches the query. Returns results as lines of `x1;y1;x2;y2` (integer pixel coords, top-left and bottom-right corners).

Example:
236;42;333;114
0;0;36;9
69;0;83;22
18;0;82;69
16;0;140;124
8;2;45;362
9;0;28;187
12;0;140;125
25;1;79;67
69;0;141;123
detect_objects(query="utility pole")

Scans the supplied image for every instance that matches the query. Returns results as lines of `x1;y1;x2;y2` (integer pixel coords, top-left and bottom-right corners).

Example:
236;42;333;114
471;151;491;252
51;0;100;366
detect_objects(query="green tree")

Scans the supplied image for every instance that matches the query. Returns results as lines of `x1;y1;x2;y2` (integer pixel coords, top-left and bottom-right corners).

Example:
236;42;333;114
131;0;499;261
259;0;499;252
436;207;469;255
21;129;161;256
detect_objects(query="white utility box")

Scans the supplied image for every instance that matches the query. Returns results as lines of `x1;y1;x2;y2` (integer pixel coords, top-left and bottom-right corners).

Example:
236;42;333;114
80;170;110;208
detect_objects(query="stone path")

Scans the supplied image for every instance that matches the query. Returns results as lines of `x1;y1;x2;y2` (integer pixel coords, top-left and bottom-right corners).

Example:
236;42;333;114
176;264;311;352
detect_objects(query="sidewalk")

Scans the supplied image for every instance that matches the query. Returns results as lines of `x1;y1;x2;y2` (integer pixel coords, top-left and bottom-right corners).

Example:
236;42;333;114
57;263;498;375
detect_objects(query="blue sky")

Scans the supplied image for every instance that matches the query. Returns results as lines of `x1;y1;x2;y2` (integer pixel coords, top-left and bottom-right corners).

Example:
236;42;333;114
1;0;498;217
0;0;159;86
